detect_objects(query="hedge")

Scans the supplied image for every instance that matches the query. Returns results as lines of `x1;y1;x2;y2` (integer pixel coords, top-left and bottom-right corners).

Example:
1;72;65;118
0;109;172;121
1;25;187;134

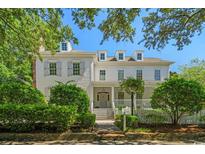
76;113;96;129
114;114;139;130
0;103;78;132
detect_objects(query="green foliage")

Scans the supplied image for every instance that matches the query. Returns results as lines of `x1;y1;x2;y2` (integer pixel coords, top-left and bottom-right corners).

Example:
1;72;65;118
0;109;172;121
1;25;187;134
76;113;96;129
115;114;139;130
0;103;78;132
0;79;46;104
151;77;205;125
49;82;90;113
120;77;144;115
144;112;166;124
179;58;205;88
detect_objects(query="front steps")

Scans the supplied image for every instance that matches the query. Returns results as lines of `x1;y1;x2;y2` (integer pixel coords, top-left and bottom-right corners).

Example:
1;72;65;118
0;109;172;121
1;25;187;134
93;108;114;120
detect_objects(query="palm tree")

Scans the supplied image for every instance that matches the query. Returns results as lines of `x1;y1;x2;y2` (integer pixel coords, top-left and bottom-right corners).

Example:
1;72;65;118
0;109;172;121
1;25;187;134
120;77;144;115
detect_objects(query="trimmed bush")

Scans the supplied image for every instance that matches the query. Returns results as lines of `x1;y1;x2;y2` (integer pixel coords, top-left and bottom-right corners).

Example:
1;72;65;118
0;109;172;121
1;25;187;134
49;83;89;113
114;114;139;130
77;113;96;129
0;80;46;104
0;103;77;132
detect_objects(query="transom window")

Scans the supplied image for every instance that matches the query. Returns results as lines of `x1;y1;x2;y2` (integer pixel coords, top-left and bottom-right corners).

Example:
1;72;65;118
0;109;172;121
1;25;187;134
118;70;124;80
61;42;67;51
136;70;143;80
100;53;105;61
73;63;80;75
49;62;57;75
118;53;124;60
137;53;142;60
99;70;106;80
155;69;161;81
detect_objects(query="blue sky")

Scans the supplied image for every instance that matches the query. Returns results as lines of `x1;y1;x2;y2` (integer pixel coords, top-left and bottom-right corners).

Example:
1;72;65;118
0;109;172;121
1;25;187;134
63;9;205;72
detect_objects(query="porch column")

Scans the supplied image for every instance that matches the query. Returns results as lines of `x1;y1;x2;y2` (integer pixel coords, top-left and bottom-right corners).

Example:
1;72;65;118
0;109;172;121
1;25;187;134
90;86;94;113
111;87;115;113
134;94;137;110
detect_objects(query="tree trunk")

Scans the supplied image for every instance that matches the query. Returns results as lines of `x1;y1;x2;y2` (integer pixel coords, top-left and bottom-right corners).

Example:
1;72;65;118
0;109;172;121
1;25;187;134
131;92;134;115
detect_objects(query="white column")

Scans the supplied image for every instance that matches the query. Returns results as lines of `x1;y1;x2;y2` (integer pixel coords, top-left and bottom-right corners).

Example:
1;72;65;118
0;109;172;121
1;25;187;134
134;94;137;110
90;85;94;113
111;86;115;113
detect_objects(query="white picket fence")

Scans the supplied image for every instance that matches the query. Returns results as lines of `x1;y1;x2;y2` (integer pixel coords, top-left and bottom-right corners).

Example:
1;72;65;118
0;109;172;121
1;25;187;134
114;99;205;124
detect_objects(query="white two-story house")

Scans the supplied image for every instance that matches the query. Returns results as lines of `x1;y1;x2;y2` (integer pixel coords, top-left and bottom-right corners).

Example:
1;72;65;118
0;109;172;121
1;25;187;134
34;42;174;119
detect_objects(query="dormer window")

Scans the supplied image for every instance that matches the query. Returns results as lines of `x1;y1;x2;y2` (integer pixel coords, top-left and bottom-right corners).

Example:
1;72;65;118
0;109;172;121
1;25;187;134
118;53;124;61
61;42;67;51
100;53;105;61
137;53;142;60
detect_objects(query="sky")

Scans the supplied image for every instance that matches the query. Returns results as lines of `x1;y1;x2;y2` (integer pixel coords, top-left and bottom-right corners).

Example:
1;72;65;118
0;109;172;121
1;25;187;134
62;9;205;72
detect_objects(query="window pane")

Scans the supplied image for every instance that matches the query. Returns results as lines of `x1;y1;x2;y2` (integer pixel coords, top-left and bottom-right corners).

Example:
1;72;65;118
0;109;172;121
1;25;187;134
155;69;161;81
136;70;143;80
61;42;67;51
49;63;57;75
118;92;124;99
137;53;142;60
118;53;124;60
118;70;124;80
100;70;106;80
73;63;80;75
100;53;105;60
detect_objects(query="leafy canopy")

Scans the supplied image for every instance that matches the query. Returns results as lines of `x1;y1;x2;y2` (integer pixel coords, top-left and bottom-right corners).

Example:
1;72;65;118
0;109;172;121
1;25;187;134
151;77;205;125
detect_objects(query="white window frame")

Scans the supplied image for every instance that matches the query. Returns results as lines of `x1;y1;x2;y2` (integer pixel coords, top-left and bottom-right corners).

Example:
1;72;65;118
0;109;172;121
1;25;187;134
155;69;161;81
100;53;106;61
118;53;124;61
118;70;124;80
137;53;142;61
99;70;106;80
61;42;67;51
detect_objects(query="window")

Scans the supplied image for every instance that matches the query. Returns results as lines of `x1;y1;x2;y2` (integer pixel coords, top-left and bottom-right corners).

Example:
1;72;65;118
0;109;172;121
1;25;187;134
118;70;124;80
137;53;142;60
136;70;143;80
49;62;57;75
100;53;105;61
100;70;106;80
118;53;124;60
136;93;143;99
118;92;124;99
61;42;67;51
155;69;161;81
73;63;80;75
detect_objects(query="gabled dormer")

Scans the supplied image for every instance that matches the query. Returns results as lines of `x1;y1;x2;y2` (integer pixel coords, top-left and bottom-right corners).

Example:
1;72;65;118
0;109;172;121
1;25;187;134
60;41;72;52
133;50;144;61
115;50;126;61
97;50;107;61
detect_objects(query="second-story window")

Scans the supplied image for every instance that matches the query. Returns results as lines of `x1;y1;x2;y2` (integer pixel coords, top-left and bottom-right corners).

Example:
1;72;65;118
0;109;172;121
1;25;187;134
49;62;57;75
137;53;142;60
73;63;80;75
100;70;106;80
155;69;161;81
100;53;105;61
118;70;124;80
118;53;124;60
61;42;67;51
136;70;143;80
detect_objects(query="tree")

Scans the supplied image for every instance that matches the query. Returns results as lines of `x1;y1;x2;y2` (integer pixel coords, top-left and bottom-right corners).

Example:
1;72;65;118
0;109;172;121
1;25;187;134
151;77;205;125
120;77;144;115
179;58;205;88
49;82;90;113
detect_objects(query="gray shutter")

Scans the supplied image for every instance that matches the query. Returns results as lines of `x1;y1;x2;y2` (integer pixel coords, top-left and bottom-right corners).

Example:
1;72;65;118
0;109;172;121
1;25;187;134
80;61;85;75
67;61;73;76
44;61;50;76
56;61;62;76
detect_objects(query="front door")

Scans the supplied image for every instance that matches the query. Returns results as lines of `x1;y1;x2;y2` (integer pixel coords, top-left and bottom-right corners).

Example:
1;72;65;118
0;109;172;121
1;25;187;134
98;92;110;108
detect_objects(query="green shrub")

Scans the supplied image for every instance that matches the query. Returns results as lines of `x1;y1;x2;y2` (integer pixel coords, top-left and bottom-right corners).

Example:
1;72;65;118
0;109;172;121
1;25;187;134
77;113;96;129
144;112;166;124
49;83;89;113
0;80;46;104
114;114;139;130
0;103;77;132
